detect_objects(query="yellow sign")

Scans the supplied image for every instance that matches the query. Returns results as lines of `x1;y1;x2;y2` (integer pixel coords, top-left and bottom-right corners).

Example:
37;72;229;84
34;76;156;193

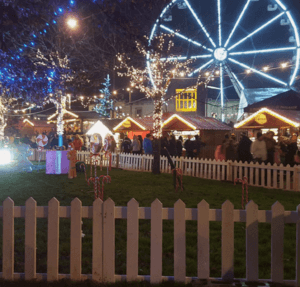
255;113;267;125
123;120;131;128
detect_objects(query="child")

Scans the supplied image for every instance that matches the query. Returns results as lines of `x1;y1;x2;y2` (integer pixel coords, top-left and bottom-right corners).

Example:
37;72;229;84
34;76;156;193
294;150;300;164
67;143;77;179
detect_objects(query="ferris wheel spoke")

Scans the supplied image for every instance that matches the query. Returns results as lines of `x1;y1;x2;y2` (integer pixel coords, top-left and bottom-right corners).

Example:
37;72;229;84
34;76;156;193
229;47;296;56
183;0;216;48
159;54;212;61
188;59;214;77
290;48;300;86
190;54;212;59
224;0;251;48
228;58;288;86
218;0;222;46
228;12;284;51
220;63;225;122
223;63;244;98
160;25;213;52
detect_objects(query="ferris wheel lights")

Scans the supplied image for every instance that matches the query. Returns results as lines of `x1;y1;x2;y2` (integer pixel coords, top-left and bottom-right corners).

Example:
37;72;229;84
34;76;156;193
287;12;300;46
205;72;210;76
229;58;287;86
224;0;251;48
246;69;252;74
263;66;269;71
281;63;288;68
215;71;220;75
183;0;216;48
274;0;287;11
179;72;185;77
228;12;284;51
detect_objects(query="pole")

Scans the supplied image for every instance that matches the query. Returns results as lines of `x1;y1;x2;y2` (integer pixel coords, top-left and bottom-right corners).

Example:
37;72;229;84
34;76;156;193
129;90;132;117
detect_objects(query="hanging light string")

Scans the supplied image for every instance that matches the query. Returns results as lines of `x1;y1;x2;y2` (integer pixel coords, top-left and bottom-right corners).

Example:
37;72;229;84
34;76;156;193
115;33;197;138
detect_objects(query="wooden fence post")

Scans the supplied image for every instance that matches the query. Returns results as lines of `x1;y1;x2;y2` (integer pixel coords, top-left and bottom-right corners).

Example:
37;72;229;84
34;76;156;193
3;197;14;280
47;197;60;281
92;198;103;282
25;197;37;280
174;199;186;283
271;201;284;284
246;200;258;281
197;200;209;279
226;161;232;182
127;198;139;281
150;199;163;284
70;198;82;281
103;198;115;283
221;200;234;281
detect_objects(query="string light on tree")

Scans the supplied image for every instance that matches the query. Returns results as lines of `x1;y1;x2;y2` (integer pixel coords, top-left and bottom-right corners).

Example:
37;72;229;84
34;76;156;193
115;33;195;138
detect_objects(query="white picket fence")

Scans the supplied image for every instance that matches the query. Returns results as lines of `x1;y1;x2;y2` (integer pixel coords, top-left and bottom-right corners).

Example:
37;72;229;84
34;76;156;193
75;151;300;192
27;149;300;192
1;197;300;285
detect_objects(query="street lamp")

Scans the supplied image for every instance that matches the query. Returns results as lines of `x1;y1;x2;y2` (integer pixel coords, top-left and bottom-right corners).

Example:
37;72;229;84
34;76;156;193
67;18;78;29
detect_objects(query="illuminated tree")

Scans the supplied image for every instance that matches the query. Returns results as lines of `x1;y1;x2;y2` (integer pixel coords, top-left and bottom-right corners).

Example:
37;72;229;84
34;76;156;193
94;74;113;117
116;33;194;174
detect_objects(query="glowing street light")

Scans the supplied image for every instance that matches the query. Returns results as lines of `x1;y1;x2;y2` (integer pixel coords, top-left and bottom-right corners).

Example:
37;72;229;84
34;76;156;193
205;72;210;76
113;91;117;95
67;18;78;29
215;70;220;75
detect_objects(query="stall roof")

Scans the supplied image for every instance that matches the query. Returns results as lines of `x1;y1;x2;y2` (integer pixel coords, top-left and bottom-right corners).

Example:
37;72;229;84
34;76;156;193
113;113;231;132
235;107;300;129
244;89;300;113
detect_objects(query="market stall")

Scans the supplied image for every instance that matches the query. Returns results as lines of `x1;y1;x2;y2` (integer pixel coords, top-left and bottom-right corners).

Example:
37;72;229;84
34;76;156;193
234;107;300;141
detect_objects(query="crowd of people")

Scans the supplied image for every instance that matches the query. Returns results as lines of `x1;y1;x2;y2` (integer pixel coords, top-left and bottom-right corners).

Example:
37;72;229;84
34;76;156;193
120;133;206;158
214;131;300;167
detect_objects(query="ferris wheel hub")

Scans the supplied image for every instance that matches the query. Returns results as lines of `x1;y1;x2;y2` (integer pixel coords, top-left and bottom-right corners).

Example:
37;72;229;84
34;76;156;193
214;47;227;61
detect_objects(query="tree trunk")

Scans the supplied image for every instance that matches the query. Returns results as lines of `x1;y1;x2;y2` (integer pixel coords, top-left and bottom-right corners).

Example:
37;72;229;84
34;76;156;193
152;96;163;174
56;93;66;148
0;98;7;141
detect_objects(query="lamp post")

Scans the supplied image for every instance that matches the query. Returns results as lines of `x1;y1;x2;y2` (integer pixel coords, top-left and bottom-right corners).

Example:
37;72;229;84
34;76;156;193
126;88;133;117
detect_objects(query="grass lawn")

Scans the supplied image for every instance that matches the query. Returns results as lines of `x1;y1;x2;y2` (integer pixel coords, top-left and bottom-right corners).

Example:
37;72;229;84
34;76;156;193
0;165;300;282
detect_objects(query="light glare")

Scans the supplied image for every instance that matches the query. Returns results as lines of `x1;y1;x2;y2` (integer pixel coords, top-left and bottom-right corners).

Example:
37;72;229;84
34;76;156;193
0;149;11;165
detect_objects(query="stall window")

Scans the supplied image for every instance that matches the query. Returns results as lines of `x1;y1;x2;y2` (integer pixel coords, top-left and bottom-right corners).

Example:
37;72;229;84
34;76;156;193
175;89;197;112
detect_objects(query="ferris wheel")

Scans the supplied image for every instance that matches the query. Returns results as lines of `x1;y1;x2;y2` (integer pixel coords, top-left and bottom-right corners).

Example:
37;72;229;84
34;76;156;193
148;0;300;121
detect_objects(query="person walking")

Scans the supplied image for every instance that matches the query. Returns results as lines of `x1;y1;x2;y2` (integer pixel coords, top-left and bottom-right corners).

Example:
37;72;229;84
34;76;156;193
110;136;116;153
143;133;153;155
121;136;132;153
264;131;276;165
237;132;253;163
250;132;267;164
184;135;195;158
168;135;177;157
73;134;83;151
285;134;298;166
132;135;141;155
193;135;206;158
214;140;226;161
137;135;143;154
176;136;183;157
225;135;238;162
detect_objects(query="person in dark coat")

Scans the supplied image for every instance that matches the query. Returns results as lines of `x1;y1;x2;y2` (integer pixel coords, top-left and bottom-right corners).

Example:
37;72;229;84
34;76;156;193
160;135;169;156
168;135;177;157
237;132;253;163
137;135;143;154
193;135;206;158
285;134;298;166
176;136;183;157
121;137;132;153
184;135;195;158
